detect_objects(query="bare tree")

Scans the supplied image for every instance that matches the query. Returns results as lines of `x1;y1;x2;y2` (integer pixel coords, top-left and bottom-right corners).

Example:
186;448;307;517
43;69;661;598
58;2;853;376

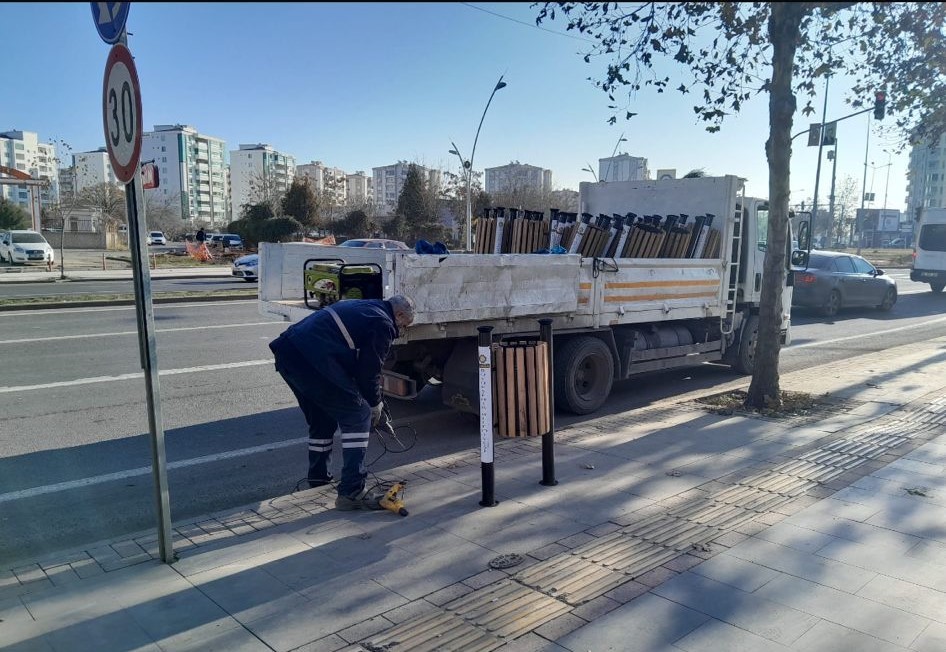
537;2;946;408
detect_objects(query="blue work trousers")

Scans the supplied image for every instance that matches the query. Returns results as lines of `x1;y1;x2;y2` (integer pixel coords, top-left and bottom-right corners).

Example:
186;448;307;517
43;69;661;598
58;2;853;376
269;335;371;498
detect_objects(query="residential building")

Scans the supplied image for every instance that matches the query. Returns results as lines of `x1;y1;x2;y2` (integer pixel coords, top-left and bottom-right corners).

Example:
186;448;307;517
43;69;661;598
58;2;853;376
230;144;296;212
598;154;648;182
372;161;441;214
59;167;76;200
0;130;59;209
73;148;118;192
906;132;946;220
297;161;348;204
346;171;371;205
140;124;228;226
484;162;552;195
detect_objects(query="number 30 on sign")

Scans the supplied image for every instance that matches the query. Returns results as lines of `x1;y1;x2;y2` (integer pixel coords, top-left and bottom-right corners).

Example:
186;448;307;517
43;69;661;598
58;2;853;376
102;43;143;184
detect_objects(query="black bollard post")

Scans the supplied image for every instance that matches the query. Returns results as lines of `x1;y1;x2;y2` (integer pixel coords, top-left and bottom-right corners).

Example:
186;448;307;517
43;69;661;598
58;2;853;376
477;326;498;507
538;319;558;486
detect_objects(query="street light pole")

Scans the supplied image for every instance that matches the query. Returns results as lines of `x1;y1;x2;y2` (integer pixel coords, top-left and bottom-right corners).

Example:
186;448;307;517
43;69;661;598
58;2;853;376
461;75;507;252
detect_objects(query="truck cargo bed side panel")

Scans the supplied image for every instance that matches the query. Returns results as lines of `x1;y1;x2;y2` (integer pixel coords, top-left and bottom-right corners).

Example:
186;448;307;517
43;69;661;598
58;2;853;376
394;253;581;324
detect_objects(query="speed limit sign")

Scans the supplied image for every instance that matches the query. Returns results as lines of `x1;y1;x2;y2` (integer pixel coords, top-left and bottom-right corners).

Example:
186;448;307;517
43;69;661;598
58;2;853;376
102;43;143;184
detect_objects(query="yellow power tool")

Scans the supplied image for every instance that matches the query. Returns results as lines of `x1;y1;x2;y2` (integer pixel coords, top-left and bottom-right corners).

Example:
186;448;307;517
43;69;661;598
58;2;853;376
380;482;408;516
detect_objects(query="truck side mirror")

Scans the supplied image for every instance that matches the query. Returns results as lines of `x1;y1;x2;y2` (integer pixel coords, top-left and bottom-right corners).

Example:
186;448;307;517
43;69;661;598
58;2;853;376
791;250;809;267
796;221;811;251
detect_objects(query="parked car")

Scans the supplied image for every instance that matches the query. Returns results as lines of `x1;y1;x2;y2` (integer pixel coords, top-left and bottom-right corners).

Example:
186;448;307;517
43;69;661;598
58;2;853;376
209;233;243;251
792;250;897;316
339;238;409;250
231;253;258;282
146;231;167;246
0;229;55;266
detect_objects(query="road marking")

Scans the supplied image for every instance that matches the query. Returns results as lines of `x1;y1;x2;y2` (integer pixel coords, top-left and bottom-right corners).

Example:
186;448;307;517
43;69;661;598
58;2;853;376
789;314;946;350
0;321;283;345
0;359;273;394
0;437;307;504
0;300;258;317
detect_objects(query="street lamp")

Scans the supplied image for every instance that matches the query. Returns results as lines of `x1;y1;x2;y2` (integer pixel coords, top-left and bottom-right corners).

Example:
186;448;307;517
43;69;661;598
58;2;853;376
581;164;598;182
451;75;507;252
602;134;628;182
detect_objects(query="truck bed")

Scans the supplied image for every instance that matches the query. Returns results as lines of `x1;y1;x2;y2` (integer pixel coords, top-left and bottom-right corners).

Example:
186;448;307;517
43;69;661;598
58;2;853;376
259;243;726;342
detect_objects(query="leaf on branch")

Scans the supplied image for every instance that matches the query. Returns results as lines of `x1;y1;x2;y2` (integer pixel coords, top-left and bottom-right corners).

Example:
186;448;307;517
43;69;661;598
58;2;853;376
626;111;638;119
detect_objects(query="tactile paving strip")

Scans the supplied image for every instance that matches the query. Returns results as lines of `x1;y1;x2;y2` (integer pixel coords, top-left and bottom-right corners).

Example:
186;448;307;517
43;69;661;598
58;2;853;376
359;609;502;652
711;485;793;512
820;439;889;458
846;431;908;447
668;499;763;530
445;579;571;639
514;553;632;605
768;460;848;483
572;532;680;575
797;449;865;469
736;472;818;496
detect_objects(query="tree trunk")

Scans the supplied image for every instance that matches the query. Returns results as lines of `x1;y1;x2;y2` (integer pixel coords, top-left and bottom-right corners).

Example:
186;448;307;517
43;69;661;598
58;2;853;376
746;2;805;409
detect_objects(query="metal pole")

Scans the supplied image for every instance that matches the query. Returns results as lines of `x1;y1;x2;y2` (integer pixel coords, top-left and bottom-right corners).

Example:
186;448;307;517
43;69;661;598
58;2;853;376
467;75;506;251
828;143;838;247
538;319;557;486
126;172;175;562
465;167;473;252
477;326;497;507
811;76;830;243
858;113;871;255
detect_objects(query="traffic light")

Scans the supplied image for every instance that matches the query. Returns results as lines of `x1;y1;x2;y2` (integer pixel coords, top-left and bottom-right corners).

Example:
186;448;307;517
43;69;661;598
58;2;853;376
874;91;886;120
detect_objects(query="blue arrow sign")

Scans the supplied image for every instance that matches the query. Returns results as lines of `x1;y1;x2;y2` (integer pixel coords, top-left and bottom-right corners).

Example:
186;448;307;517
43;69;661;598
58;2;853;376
91;2;130;44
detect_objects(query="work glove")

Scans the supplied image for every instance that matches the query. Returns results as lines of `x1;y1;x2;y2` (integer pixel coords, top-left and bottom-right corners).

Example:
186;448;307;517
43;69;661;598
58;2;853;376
370;402;384;427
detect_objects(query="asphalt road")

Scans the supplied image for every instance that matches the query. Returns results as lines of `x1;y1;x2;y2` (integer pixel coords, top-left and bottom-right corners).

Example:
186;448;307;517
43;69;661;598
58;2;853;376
0;273;943;566
0;276;254;298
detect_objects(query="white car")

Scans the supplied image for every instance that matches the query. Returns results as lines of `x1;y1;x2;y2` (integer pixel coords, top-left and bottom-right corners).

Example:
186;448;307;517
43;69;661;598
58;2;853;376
147;231;167;246
0;230;55;265
231;253;258;282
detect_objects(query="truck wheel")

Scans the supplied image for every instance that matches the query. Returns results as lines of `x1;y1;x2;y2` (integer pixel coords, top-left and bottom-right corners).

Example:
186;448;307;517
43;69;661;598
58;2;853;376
732;314;759;375
554;336;614;415
931;282;945;294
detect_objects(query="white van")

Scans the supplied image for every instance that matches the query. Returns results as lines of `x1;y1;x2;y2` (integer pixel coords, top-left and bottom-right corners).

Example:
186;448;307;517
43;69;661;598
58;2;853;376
911;207;946;293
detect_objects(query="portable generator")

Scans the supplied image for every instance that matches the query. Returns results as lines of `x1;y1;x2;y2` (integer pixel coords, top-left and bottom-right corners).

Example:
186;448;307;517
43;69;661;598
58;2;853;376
303;259;383;309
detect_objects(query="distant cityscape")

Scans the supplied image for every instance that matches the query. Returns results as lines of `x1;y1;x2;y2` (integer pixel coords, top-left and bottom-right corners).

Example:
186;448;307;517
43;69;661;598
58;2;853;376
2;123;945;246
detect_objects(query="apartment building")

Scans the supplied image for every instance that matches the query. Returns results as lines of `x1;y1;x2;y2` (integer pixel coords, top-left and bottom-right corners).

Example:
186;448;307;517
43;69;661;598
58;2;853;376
230;144;296;211
598;154;648;182
140;124;228;226
297;161;348;205
906;132;946;219
346;171;371;205
73;148;119;192
0;130;59;209
484;162;551;195
372;161;441;214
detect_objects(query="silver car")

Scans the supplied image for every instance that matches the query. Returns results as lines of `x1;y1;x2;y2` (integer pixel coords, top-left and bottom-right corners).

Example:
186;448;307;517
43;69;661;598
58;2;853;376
231;253;258;282
792;251;897;316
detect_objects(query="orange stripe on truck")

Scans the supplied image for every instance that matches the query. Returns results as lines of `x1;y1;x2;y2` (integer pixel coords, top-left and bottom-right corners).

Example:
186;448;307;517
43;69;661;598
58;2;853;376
604;291;718;302
579;283;593;290
604;280;718;289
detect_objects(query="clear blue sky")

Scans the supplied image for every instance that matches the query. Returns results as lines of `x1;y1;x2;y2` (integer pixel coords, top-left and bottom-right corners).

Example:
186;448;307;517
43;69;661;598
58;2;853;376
1;2;908;212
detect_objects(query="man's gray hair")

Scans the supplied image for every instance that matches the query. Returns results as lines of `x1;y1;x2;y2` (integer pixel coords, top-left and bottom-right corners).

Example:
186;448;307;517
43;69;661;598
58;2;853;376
388;294;415;327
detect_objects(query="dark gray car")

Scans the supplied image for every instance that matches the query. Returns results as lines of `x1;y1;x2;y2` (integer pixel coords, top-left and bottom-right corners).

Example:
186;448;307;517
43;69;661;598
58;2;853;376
792;251;897;316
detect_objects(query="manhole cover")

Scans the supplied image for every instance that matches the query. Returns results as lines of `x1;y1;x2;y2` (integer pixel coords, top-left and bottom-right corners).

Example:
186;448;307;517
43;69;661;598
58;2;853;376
489;553;524;569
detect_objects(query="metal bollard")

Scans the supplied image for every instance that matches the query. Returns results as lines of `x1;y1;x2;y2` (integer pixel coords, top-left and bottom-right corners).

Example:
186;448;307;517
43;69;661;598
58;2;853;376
539;319;558;486
477;326;498;507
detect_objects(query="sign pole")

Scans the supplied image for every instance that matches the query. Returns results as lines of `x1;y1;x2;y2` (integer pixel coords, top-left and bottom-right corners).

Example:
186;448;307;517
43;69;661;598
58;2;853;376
100;27;174;562
125;172;174;562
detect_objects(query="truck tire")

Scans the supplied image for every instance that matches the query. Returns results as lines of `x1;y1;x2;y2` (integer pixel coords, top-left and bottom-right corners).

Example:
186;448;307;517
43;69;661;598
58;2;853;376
732;314;759;375
931;281;945;294
554;336;614;415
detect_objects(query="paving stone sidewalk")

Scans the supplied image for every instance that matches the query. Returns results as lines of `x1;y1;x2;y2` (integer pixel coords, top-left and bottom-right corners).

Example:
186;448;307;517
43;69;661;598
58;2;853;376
3;337;946;651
